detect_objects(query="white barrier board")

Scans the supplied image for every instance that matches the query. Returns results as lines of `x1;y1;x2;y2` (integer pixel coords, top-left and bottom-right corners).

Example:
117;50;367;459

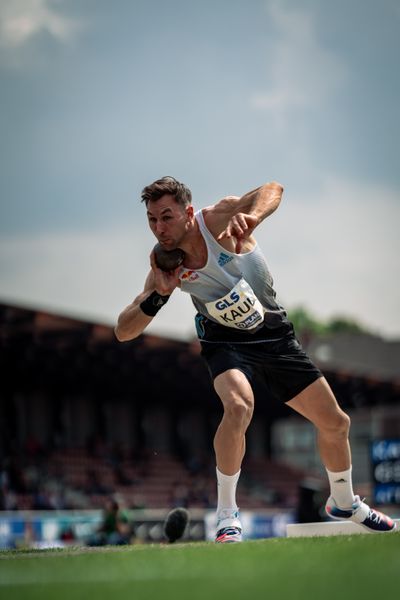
287;519;400;537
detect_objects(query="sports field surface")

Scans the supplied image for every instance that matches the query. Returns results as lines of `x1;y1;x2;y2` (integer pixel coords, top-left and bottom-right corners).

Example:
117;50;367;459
1;534;399;600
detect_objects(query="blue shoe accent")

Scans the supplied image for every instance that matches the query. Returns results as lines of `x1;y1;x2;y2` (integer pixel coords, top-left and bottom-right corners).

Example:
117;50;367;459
326;505;353;519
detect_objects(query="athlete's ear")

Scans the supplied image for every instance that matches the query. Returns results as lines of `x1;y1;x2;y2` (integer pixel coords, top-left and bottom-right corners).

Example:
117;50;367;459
186;205;194;220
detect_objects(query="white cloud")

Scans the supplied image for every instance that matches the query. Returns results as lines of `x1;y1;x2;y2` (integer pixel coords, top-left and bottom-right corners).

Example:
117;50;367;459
250;1;348;126
0;0;82;51
260;175;400;337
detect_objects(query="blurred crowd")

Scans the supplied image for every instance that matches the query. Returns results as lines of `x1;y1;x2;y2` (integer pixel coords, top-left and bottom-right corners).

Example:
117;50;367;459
1;304;399;519
0;435;218;513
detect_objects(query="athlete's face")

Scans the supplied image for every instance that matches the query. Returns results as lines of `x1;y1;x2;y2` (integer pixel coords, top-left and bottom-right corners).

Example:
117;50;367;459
147;194;192;249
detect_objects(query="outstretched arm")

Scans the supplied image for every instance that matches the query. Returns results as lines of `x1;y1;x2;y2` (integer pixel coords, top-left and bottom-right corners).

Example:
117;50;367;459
115;253;180;342
206;181;283;252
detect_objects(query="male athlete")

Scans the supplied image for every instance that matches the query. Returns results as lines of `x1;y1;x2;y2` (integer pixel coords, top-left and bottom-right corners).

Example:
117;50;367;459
115;176;396;542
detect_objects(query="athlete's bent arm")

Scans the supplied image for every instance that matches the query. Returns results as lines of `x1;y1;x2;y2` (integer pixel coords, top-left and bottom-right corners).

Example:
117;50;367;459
206;181;284;252
114;272;155;342
115;258;180;342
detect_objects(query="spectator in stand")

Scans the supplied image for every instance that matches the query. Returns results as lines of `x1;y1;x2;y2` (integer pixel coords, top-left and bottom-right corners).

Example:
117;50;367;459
86;497;132;546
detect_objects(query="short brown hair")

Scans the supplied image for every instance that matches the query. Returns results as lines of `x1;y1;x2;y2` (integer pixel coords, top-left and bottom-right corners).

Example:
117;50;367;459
141;176;192;208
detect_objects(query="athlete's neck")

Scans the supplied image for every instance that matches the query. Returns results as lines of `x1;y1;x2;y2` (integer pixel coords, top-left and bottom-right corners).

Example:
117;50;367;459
180;220;207;270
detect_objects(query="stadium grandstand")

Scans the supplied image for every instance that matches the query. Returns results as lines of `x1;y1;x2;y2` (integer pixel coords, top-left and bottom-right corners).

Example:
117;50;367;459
1;302;399;545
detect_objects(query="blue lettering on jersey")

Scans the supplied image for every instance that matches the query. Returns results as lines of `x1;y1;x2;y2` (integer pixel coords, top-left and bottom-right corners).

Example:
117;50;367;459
215;291;240;310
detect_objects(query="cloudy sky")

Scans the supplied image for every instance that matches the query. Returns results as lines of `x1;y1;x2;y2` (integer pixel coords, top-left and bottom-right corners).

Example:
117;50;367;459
0;0;399;340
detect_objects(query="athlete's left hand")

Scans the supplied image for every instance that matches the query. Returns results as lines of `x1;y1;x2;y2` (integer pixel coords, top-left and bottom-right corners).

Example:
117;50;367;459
149;250;181;295
217;213;259;253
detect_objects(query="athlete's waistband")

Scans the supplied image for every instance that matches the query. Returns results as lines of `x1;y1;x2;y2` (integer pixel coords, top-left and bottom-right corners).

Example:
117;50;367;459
195;313;294;344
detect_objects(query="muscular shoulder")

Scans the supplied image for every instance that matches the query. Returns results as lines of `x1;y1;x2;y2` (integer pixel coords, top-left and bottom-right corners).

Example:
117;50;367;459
201;203;256;253
204;196;241;218
202;197;240;235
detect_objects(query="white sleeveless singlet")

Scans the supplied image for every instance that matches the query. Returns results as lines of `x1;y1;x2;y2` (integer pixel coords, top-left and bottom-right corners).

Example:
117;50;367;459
179;210;287;331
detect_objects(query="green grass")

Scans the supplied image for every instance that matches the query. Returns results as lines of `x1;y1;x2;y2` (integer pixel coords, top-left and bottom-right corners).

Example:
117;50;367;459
0;534;399;600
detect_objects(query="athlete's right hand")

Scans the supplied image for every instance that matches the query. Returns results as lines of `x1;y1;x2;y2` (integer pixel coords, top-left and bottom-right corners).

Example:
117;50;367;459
150;250;181;296
217;212;259;253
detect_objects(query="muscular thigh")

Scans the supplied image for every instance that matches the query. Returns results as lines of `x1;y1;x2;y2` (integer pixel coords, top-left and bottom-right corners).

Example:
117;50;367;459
286;377;346;428
214;369;254;410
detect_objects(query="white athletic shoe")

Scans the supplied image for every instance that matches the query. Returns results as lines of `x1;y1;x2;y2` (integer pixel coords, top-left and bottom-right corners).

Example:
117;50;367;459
326;495;396;533
215;508;242;543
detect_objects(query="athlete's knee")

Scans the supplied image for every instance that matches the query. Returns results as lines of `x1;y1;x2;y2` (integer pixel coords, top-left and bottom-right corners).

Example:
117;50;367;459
319;409;350;439
222;390;254;429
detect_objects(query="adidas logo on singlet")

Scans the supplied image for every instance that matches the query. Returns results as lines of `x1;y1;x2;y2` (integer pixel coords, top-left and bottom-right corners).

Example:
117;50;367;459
218;252;233;266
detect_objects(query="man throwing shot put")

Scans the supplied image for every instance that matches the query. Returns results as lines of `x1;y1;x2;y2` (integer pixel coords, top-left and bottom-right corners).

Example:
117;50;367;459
115;176;396;542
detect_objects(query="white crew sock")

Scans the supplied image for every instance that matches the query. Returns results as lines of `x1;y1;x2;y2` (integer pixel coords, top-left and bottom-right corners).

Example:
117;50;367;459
216;467;240;514
326;466;356;508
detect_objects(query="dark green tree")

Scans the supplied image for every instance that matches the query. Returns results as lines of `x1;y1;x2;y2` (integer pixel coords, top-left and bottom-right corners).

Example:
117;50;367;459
288;306;369;337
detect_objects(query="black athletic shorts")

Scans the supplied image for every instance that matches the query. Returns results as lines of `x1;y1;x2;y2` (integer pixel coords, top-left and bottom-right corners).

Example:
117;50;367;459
199;322;322;404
